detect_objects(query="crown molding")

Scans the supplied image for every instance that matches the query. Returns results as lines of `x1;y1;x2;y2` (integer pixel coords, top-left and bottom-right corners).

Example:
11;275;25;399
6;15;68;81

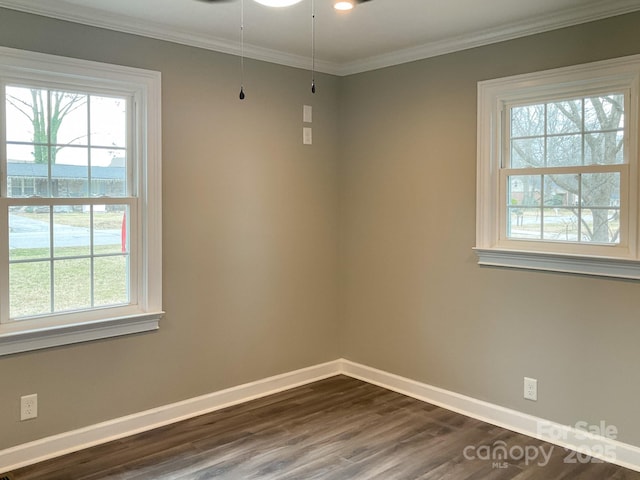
335;0;640;75
0;0;639;76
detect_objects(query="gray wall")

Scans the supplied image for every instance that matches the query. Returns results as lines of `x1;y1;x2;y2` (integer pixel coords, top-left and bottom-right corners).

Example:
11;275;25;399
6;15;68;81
2;6;640;452
339;12;640;446
0;9;340;449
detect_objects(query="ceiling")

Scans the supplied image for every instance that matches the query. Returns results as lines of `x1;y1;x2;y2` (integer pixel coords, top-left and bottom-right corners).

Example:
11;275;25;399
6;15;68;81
0;0;639;75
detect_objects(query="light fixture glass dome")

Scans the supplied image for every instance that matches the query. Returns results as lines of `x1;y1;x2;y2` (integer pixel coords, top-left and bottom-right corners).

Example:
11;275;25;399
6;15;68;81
334;1;354;10
254;0;304;6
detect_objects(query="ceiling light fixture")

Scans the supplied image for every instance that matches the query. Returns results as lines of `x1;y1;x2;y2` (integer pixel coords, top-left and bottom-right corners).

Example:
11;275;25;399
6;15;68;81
197;0;373;98
334;1;354;11
254;0;304;7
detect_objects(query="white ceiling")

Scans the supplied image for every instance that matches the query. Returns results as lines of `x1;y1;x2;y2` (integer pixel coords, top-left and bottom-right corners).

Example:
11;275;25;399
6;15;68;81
1;0;639;75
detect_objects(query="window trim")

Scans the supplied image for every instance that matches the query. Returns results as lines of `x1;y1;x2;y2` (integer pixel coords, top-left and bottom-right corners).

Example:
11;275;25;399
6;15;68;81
0;47;162;355
475;54;640;279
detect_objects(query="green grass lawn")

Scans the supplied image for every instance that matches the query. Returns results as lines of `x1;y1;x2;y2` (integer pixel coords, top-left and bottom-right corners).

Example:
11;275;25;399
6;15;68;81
9;245;128;319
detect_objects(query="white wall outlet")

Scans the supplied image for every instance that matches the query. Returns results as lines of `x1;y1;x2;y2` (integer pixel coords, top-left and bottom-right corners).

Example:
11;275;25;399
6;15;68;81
524;377;538;401
21;393;38;420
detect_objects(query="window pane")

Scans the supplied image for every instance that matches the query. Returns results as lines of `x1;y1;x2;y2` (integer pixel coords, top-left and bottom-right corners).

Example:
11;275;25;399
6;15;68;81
511;104;545;138
548;99;581;134
511;138;544;168
9;205;50;261
90;96;127;148
55;145;88;166
507;207;541;239
52;90;88;146
545;174;578;207
94;256;129;307
53;206;90;257
585;95;624;131
585;131;624;165
581;209;620;244
91;149;127;197
508;175;541;206
547;134;582;167
10;261;51;318
8;177;35;197
54;146;89;197
5;86;48;144
6;143;44;164
95;205;129;255
7;157;50;197
91;148;125;167
543;208;578;241
582;173;620;208
53;258;91;312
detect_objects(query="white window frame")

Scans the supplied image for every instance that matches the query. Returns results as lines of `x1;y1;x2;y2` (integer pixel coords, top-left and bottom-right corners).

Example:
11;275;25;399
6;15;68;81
475;54;640;279
0;47;162;355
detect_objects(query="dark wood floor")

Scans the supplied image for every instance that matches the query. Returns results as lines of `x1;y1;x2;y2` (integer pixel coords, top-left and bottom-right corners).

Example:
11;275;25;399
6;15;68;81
5;375;640;479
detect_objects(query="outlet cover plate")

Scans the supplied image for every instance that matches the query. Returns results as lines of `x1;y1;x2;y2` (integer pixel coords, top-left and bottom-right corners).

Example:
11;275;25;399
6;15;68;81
21;393;38;420
524;377;538;401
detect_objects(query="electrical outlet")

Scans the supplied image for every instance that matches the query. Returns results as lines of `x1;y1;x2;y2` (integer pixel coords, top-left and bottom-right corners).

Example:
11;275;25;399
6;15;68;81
21;394;38;420
524;377;538;401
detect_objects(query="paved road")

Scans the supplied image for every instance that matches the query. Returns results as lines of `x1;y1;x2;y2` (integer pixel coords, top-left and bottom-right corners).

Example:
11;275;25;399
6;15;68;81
9;214;122;250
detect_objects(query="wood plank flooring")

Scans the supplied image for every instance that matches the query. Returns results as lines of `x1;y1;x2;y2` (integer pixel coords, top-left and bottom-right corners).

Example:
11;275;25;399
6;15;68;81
5;375;640;479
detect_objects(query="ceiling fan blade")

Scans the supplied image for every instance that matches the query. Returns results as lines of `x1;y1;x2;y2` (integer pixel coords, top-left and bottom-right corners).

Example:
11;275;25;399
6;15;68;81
355;0;373;3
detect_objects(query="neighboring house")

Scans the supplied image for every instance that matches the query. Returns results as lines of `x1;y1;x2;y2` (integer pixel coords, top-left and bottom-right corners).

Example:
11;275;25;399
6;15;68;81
7;159;125;197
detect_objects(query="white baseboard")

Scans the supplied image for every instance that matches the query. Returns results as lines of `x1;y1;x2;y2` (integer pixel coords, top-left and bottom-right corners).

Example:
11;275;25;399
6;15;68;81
338;359;640;473
0;360;341;473
2;358;640;474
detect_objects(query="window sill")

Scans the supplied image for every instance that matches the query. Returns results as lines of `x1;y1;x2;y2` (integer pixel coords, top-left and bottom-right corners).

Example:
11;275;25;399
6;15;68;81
0;312;163;356
473;248;640;280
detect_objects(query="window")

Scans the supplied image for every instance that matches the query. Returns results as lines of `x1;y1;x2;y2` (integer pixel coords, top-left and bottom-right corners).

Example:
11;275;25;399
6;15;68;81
476;55;640;279
0;47;162;355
